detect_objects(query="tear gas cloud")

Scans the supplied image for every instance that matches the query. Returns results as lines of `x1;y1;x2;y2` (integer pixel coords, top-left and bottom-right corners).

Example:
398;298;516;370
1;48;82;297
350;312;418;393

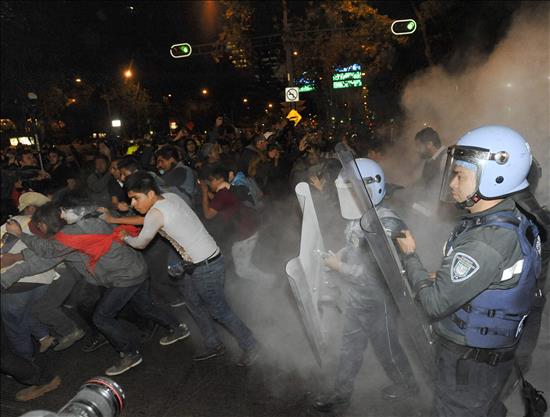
224;3;549;404
387;3;549;205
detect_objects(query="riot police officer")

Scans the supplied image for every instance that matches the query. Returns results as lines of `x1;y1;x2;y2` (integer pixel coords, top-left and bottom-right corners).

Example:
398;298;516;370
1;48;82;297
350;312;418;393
313;158;417;413
397;125;542;417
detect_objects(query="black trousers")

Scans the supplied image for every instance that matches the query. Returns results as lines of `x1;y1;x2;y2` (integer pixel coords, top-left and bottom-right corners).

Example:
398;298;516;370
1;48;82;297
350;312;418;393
434;342;515;417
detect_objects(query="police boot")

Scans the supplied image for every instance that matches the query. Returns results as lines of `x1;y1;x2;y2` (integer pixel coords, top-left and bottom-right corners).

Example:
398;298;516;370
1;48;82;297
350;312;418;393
381;382;419;401
312;394;351;413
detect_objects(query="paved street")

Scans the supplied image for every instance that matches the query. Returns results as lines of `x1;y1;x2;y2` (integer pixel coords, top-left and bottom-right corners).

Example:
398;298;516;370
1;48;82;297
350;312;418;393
2;265;549;417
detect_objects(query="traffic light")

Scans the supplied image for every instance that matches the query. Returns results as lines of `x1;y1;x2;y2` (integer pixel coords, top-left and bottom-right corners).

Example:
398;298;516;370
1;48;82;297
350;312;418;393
170;43;192;58
391;19;417;36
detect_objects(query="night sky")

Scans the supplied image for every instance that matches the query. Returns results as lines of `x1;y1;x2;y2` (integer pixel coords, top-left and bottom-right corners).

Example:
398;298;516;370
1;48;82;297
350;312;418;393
1;1;519;122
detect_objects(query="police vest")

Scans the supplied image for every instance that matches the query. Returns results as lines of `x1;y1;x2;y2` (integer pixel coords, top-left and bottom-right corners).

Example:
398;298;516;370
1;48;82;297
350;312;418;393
441;211;541;349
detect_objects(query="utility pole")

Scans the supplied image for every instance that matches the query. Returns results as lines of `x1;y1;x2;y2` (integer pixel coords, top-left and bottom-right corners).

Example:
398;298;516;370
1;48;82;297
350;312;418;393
282;0;295;110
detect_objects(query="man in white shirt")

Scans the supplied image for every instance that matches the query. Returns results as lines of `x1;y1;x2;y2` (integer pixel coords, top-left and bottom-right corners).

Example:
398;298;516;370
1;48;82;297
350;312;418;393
123;171;260;366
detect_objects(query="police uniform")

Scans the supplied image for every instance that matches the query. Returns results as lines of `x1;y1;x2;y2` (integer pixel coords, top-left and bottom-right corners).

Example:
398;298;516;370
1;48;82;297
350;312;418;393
332;205;417;401
403;198;541;416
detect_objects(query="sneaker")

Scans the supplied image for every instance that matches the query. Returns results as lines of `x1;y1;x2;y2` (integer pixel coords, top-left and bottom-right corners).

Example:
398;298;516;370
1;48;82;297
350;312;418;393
159;323;191;346
15;376;61;402
53;328;86;351
82;334;109;353
105;351;143;376
312;394;351;413
192;344;226;361
38;335;57;353
236;344;260;367
381;382;419;401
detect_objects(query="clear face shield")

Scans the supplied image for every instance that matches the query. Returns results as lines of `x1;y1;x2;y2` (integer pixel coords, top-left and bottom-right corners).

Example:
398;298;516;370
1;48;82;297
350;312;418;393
335;173;382;220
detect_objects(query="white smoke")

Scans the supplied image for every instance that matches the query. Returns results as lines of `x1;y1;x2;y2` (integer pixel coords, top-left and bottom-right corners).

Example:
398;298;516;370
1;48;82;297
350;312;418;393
389;3;550;205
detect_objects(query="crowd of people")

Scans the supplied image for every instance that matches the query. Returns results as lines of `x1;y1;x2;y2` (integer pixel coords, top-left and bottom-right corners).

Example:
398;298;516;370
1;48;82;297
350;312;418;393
0;115;548;417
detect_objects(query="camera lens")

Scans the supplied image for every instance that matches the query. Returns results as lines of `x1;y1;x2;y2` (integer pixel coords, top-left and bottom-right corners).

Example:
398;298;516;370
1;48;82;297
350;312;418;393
57;377;125;417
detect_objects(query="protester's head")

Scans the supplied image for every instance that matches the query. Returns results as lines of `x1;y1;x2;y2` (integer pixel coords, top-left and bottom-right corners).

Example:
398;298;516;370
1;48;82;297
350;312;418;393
125;171;162;214
110;159;121;181
185;138;198;155
253;135;268;151
414;127;441;159
205;164;228;192
155;145;180;172
94;153;110;174
32;202;65;237
18;192;50;215
48;148;64;166
267;143;281;160
117;156;140;182
202;143;221;162
17;149;37;167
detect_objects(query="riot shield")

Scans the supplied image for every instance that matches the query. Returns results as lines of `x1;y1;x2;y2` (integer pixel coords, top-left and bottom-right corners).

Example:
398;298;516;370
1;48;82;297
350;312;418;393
335;143;435;377
286;182;330;366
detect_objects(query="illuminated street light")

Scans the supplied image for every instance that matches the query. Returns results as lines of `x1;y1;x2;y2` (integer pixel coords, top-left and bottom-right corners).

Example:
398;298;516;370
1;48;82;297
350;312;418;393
243;98;248;103
201;88;208;95
75;78;82;83
124;69;133;78
268;103;273;108
168;94;172;98
292;50;298;56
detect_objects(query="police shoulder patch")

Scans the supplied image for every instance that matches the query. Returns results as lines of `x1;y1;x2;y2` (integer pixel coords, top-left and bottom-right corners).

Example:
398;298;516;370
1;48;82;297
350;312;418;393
450;252;480;283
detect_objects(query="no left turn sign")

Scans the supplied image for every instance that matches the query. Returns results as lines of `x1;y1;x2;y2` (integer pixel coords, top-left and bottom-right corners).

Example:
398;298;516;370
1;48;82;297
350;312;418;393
285;87;299;102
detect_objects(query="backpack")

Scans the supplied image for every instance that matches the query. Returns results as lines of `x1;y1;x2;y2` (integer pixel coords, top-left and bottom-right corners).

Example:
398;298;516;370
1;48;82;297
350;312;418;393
231;171;264;211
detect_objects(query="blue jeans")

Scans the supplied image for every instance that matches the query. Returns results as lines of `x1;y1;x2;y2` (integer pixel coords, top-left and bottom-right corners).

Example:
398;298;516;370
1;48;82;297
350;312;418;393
93;280;180;354
1;285;50;359
181;255;256;351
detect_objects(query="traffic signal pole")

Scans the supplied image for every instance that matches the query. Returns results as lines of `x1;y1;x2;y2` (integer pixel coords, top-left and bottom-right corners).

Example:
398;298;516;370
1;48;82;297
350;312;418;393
282;0;296;110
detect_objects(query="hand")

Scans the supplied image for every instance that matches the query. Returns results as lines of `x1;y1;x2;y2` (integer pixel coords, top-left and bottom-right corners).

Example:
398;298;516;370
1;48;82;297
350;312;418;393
1;252;23;268
309;175;326;192
37;170;50;180
117;202;129;212
324;253;341;271
298;137;308;152
200;181;209;194
98;211;115;224
6;219;22;237
117;229;129;239
396;230;416;254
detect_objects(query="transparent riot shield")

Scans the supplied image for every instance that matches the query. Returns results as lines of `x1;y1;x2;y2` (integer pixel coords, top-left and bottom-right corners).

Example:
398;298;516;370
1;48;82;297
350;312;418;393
335;143;435;377
285;182;330;366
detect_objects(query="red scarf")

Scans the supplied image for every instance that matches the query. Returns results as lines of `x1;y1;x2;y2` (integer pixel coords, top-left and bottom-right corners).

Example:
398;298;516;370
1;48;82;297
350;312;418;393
54;225;139;272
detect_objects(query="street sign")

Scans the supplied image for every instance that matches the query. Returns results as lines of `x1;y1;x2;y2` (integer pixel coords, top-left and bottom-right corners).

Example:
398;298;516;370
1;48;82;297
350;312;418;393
285;87;299;102
286;109;302;126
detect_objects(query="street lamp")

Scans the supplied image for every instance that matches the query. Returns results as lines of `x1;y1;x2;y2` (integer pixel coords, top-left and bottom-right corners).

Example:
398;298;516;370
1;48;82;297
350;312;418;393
124;69;133;79
201;88;208;96
75;78;82;83
243;98;248;103
267;103;273;108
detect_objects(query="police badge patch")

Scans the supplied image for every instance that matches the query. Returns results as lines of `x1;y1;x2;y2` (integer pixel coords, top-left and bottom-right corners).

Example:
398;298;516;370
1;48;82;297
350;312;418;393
451;252;480;282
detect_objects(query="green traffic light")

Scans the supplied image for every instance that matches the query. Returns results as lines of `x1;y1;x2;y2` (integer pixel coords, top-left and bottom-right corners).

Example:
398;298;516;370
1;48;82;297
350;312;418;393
170;42;192;58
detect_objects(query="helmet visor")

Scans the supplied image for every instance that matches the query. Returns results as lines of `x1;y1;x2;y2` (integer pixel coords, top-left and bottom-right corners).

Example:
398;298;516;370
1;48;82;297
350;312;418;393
439;146;488;203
